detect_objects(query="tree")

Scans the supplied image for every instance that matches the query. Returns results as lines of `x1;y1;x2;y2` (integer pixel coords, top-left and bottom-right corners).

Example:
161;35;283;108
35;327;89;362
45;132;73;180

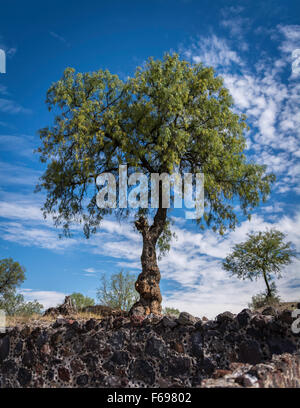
69;292;95;310
0;258;25;295
36;53;275;315
222;229;297;300
0;258;43;316
96;270;139;311
0;290;43;316
17;299;43;316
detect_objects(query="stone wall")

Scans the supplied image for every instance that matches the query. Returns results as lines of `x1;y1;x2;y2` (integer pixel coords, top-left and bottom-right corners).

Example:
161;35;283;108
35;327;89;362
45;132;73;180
0;308;299;388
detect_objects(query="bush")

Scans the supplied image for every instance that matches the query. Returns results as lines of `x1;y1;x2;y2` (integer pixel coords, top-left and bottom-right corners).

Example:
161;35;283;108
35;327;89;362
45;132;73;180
0;290;43;316
69;292;95;310
163;307;180;316
248;283;281;310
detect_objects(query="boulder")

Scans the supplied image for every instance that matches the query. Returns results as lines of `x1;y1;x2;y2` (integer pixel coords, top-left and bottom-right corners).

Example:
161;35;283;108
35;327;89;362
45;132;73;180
262;306;277;316
177;312;197;326
44;296;76;317
0;336;10;361
238;340;264;364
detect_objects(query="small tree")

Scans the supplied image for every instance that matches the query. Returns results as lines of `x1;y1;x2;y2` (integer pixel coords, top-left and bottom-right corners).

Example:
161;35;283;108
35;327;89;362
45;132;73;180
163;306;180;316
0;290;43;316
0;258;43;316
15;298;44;316
0;258;25;295
70;292;95;310
97;270;139;311
223;229;297;301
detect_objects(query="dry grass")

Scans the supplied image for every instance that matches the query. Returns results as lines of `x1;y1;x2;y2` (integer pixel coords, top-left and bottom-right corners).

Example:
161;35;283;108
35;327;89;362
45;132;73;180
255;301;299;313
5;312;103;328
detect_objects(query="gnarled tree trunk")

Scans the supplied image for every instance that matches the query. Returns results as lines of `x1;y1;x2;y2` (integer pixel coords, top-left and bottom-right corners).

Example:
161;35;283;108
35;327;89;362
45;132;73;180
130;207;167;316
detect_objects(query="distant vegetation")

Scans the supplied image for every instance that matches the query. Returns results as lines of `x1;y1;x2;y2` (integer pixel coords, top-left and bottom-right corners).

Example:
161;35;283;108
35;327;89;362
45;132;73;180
96;270;139;311
69;292;95;310
0;258;43;316
163;307;180;316
1;228;297;317
0;291;43;316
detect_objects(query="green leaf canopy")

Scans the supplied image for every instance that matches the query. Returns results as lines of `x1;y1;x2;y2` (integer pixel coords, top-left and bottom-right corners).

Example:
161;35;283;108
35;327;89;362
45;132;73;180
36;53;275;237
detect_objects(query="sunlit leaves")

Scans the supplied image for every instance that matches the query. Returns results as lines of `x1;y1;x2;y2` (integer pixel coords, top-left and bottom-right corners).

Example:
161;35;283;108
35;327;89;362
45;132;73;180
36;53;275;238
222;229;297;282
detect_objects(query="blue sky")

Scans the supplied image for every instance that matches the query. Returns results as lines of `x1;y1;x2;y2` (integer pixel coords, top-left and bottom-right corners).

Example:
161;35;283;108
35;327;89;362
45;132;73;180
0;0;299;317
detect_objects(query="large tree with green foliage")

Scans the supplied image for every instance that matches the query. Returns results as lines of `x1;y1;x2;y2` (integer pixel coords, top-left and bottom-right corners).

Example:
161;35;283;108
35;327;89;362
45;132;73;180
96;270;139;311
222;229;297;300
36;54;274;315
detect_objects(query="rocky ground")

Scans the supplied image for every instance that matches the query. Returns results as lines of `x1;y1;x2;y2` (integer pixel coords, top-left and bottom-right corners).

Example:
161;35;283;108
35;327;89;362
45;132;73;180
0;303;299;388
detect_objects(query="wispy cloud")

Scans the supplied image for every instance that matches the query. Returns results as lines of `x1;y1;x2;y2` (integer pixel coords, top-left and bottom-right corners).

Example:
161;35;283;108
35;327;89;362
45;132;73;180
19;289;66;309
82;267;99;277
0;200;44;222
0;120;16;129
278;24;300;54
0;221;77;250
160;212;300;318
6;48;17;57
0;36;17;58
0;161;41;186
0;84;9;96
0;20;299;318
83;267;97;274
183;35;243;69
49;31;70;47
181;24;300;195
220;6;250;50
0;191;299;317
0;98;31;114
0;134;35;158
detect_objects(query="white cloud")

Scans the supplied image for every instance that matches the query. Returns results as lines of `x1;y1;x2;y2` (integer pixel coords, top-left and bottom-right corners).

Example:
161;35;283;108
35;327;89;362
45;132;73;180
6;48;17;58
181;25;300;194
0;36;17;59
0;134;35;158
1;22;300;318
19;289;66;309
183;35;243;69
83;267;96;274
160;212;300;318
0;98;31;114
49;31;70;47
0;85;9;96
0;161;41;186
219;7;251;50
0;194;139;255
0;221;77;250
278;24;300;55
0;200;43;222
0;194;298;318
